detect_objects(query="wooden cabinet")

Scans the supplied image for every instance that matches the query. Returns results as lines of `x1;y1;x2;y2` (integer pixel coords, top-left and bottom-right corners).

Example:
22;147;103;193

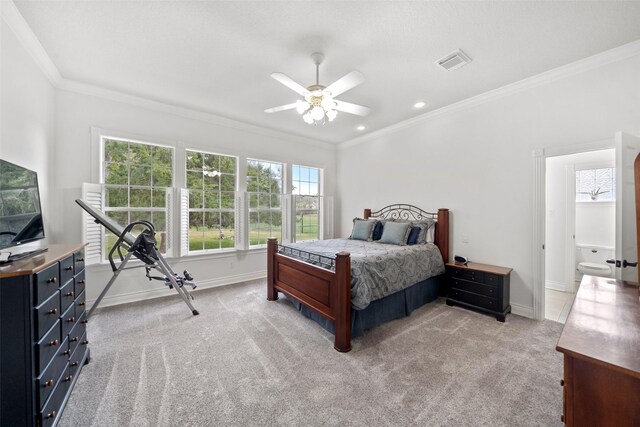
0;244;89;427
445;262;512;321
556;275;640;426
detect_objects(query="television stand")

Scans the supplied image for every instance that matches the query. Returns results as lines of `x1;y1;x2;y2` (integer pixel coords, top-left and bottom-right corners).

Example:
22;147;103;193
0;248;48;264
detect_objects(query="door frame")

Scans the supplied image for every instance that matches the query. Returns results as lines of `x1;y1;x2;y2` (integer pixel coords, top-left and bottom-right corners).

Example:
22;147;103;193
532;137;614;320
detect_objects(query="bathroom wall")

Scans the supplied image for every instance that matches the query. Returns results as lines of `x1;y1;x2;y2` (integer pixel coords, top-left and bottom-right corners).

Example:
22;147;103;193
545;149;615;291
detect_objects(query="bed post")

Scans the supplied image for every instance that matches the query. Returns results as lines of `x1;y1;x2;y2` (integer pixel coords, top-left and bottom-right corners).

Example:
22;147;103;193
267;238;278;301
363;208;372;219
334;251;352;352
436;208;450;263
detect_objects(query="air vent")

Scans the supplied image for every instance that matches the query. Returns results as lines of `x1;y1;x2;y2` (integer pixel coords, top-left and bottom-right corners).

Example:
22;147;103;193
436;49;472;71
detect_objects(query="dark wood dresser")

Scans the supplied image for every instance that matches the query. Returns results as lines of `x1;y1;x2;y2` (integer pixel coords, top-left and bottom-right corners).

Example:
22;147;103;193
445;261;512;321
556;275;640;426
0;244;89;427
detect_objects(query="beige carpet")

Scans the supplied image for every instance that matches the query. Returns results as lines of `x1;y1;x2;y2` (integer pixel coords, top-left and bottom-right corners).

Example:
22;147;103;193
60;279;564;426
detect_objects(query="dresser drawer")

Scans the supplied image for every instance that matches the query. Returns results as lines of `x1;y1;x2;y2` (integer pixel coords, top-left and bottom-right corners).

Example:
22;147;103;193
451;278;497;297
74;250;85;275
75;290;86;318
68;330;87;380
38;367;69;427
36;322;62;375
60;279;75;313
449;288;498;311
35;263;60;306
449;267;484;283
34;292;61;342
74;270;86;296
484;273;502;287
36;342;67;410
68;313;87;356
60;303;77;338
59;255;75;287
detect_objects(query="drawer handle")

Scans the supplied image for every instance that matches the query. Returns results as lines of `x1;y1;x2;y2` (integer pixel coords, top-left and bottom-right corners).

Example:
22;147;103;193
67;316;76;323
70;337;79;342
64;375;74;382
66;291;75;297
82;319;89;324
43;379;54;388
560;379;565;386
46;410;57;419
63;349;71;356
47;277;57;284
65;266;74;271
79;302;86;306
71;361;79;367
77;258;84;262
49;339;59;347
78;280;86;284
82;339;89;345
47;308;58;315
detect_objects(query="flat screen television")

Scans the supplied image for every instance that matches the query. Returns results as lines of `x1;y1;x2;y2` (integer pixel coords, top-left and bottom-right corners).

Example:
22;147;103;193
0;159;45;254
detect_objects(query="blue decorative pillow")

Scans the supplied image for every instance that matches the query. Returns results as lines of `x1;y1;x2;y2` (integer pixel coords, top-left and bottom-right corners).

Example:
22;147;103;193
378;221;412;245
350;219;376;241
407;226;421;245
372;221;384;240
411;219;436;244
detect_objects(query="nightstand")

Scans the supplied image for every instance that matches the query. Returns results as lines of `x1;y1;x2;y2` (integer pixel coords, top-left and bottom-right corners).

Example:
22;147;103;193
445;262;512;322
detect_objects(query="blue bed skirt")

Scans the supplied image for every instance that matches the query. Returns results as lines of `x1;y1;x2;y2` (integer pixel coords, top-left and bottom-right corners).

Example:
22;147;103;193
285;274;445;337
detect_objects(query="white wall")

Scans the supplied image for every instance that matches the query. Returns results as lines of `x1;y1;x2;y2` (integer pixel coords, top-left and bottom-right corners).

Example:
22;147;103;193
337;54;640;317
53;89;337;307
0;19;55;250
576;203;615;247
545;150;614;291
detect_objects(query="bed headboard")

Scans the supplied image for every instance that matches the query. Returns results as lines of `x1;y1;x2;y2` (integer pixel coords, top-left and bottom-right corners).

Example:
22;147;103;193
363;204;450;263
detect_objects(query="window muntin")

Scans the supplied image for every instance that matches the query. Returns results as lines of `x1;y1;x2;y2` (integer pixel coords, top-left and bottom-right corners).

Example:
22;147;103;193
292;165;320;241
576;167;615;202
102;138;173;257
186;150;237;252
247;159;283;246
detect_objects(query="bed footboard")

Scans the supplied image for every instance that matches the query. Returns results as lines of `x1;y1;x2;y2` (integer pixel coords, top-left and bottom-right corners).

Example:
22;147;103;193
267;238;352;352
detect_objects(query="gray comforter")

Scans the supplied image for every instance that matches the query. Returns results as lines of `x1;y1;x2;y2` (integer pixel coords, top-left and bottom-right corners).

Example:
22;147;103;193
281;239;445;310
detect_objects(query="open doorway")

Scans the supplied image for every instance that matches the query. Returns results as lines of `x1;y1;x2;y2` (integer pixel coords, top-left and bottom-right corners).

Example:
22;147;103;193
544;149;615;323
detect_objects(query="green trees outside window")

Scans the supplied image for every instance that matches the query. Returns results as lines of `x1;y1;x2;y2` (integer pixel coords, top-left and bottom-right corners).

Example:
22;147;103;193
247;159;283;246
186;150;237;252
292;165;320;241
103;138;173;256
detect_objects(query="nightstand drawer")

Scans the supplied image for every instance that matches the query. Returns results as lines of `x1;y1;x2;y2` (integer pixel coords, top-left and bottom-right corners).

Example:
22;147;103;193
35;263;60;306
34;292;61;341
449;267;484;283
449;288;497;311
451;278;497;297
59;255;75;287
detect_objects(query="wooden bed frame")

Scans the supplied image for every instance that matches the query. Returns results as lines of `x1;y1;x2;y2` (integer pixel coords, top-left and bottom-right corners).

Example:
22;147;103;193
267;205;450;352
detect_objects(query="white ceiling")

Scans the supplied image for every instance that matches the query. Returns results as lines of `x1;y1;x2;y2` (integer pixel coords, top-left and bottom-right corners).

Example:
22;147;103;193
13;1;640;144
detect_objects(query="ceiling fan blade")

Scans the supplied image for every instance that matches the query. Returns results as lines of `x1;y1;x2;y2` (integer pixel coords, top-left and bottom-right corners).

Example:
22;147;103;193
270;73;307;96
334;100;371;116
325;71;365;97
264;103;298;113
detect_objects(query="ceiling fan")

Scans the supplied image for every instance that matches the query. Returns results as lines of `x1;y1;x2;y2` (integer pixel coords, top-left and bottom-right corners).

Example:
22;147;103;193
265;52;370;125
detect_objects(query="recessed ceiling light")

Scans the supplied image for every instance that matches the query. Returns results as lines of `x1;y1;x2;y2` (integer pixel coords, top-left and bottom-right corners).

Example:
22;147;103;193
414;101;427;109
356;125;366;131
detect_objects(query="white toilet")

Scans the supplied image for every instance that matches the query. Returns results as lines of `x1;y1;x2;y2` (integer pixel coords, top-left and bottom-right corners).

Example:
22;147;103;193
576;245;614;279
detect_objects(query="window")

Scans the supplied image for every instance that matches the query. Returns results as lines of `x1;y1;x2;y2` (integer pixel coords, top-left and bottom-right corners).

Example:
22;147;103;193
247;159;283;246
102;138;173;257
576;167;615;202
292;165;321;241
185;150;237;252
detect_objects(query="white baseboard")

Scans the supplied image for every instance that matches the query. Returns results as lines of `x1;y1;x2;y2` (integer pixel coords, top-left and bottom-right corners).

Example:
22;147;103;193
87;271;266;310
511;302;534;319
545;280;569;292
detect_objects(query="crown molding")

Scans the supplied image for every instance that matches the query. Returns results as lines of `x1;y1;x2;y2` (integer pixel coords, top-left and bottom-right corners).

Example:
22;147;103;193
340;39;640;150
1;0;61;86
57;79;336;151
2;1;335;151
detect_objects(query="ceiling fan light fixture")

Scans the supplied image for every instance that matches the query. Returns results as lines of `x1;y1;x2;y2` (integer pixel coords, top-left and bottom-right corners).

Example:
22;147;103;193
326;109;338;122
303;113;314;124
296;100;309;114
